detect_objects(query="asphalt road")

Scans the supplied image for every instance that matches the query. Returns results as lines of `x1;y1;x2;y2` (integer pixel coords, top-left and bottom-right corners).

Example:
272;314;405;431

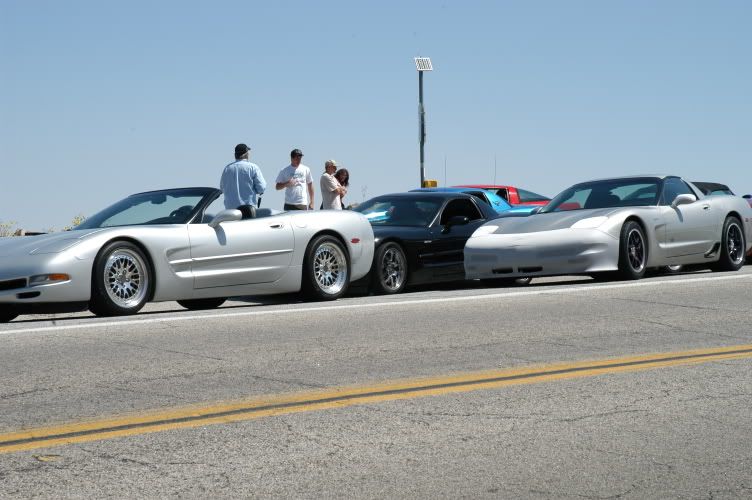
1;268;751;498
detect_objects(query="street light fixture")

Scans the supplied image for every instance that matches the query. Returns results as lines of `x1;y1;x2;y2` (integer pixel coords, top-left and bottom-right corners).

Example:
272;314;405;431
415;57;432;187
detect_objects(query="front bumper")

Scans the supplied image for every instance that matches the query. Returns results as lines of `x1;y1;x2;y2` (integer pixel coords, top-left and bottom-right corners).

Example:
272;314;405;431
0;254;92;306
464;228;620;279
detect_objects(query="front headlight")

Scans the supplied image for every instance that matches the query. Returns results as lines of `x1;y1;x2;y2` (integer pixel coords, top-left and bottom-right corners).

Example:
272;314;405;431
571;216;608;229
471;225;499;238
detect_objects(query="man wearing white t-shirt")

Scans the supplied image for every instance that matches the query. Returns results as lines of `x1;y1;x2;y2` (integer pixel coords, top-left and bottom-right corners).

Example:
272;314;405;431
320;159;345;210
275;148;314;210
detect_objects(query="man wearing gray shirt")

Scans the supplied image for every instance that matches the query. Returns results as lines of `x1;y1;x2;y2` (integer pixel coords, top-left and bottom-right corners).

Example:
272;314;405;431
220;143;267;209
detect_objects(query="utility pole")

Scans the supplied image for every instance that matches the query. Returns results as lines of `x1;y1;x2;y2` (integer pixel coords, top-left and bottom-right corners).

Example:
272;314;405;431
415;57;432;187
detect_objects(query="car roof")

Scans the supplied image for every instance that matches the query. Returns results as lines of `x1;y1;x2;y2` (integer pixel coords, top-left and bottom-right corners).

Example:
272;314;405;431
372;191;476;200
577;175;672;183
411;187;489;193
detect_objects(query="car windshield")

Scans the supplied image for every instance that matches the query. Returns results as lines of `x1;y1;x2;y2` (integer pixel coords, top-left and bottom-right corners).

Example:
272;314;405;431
541;178;660;213
74;188;212;229
354;197;443;226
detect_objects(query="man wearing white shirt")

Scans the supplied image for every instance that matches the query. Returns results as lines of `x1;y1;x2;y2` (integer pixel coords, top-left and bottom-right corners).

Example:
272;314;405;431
319;159;345;210
275;148;314;210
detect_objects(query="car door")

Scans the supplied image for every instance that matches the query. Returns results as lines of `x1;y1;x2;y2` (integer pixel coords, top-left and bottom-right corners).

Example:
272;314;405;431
425;198;487;279
658;178;716;258
187;214;295;288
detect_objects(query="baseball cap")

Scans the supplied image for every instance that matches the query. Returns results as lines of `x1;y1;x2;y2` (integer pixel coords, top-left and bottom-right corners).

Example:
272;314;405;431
325;159;337;167
290;148;304;157
235;144;251;155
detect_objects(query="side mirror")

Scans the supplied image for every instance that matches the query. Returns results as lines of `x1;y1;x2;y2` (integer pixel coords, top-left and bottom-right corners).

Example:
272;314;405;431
671;194;696;209
209;209;242;228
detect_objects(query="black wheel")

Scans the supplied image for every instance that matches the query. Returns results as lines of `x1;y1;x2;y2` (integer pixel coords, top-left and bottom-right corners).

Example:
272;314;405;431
481;277;532;287
373;242;408;294
711;216;746;272
177;298;226;310
0;309;18;323
302;235;350;301
617;221;647;280
89;241;153;317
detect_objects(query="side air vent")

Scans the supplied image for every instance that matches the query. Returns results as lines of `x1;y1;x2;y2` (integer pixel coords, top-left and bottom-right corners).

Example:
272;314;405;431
492;268;513;274
0;278;27;292
518;266;543;273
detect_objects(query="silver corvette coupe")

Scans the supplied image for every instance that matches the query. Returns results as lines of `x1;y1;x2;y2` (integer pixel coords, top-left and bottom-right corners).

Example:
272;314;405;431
465;176;752;282
0;187;374;323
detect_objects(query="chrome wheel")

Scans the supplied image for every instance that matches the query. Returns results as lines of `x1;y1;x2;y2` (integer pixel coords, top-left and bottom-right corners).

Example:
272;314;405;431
380;245;407;292
313;242;348;296
627;228;646;272
103;248;149;309
727;221;744;265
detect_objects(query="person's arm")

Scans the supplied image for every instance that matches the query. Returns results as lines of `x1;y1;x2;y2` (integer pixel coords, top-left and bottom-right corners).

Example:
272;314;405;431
275;169;291;190
322;174;339;193
253;167;267;195
307;182;314;210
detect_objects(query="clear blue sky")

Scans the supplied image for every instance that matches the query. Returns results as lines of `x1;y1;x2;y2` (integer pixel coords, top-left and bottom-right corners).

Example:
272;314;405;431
2;0;751;230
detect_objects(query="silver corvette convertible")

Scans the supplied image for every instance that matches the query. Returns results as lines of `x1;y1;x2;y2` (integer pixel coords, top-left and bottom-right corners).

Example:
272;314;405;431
0;187;374;323
465;176;752;281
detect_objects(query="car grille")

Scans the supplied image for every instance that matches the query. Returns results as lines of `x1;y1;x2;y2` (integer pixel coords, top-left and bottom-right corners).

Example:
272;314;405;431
0;278;27;291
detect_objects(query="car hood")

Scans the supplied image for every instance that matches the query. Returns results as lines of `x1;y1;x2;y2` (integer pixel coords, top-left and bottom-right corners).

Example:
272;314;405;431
0;229;106;257
490;208;620;234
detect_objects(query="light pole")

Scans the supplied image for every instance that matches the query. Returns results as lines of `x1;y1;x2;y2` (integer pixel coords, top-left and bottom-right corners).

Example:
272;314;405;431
415;57;432;187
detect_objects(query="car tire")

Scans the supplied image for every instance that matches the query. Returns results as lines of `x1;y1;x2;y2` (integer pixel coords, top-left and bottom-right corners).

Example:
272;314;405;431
617;220;647;280
711;216;746;272
0;309;18;323
481;277;532;287
177;298;226;310
89;241;153;317
373;242;408;295
302;235;350;301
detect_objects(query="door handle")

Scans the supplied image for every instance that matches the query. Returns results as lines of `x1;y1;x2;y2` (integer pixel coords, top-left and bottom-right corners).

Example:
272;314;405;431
269;223;284;229
702;204;710;210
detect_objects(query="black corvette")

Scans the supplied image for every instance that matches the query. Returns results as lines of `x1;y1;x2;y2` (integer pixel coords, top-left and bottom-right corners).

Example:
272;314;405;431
352;192;530;294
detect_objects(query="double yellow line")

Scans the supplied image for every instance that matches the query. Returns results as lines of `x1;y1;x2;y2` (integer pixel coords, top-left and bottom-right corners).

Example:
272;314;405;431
2;344;752;454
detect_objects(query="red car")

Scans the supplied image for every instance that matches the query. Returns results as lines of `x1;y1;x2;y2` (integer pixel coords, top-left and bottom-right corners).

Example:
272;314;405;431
454;184;550;206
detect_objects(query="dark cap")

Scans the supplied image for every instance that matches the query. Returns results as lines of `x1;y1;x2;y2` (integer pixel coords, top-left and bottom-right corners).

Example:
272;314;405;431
290;148;304;158
235;143;251;156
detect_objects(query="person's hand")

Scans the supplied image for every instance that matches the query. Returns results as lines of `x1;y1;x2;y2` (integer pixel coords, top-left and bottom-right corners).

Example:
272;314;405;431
308;203;314;210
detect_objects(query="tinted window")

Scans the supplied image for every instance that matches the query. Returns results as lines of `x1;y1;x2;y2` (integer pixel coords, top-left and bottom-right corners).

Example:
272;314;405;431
467;192;490;204
494;188;509;201
440;199;483;224
517;188;550;202
661;178;694;205
354;197;442;226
